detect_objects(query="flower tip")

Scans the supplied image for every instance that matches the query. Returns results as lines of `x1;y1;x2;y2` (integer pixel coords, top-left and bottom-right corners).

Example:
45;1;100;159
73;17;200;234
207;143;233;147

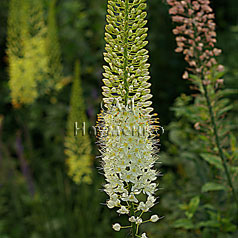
112;223;121;231
150;214;159;222
129;216;136;222
217;64;224;72
182;71;189;79
142;233;148;238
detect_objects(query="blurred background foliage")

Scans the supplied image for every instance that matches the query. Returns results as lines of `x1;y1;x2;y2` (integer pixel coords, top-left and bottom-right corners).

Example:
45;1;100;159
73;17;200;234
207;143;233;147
0;0;237;237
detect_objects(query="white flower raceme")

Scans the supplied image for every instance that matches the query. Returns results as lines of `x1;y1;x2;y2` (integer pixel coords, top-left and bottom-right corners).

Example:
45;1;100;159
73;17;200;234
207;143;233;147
98;0;161;237
97;102;160;236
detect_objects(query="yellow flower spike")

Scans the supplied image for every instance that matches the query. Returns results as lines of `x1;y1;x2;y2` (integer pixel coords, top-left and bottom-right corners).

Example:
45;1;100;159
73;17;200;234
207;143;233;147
64;61;92;185
7;0;62;105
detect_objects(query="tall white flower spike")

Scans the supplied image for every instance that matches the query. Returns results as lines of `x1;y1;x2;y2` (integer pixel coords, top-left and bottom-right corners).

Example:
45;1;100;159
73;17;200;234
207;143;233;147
97;0;161;237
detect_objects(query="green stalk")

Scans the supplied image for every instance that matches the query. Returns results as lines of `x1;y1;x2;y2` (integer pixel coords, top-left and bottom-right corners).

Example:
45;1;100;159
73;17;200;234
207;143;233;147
130;203;137;237
202;83;238;222
124;2;141;236
129;183;137;237
123;0;129;105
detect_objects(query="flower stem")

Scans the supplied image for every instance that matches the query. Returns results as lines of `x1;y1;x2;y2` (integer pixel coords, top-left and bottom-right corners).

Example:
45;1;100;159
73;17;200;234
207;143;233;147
128;183;137;237
202;83;238;223
123;0;129;105
187;2;238;221
130;202;137;237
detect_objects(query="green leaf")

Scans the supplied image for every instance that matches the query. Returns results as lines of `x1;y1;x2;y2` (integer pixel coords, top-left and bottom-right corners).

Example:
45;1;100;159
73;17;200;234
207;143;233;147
189;74;201;81
178;203;188;211
202;182;226;193
203;204;215;210
185;196;200;219
219;88;238;97
216;104;233;117
221;218;237;232
200;153;223;170
169;130;184;146
213;71;225;81
197;220;220;228
173;218;194;229
231;166;238;175
230;133;238;156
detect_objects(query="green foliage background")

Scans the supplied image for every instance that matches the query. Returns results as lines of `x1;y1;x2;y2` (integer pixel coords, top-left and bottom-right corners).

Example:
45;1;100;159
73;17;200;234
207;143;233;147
0;0;237;237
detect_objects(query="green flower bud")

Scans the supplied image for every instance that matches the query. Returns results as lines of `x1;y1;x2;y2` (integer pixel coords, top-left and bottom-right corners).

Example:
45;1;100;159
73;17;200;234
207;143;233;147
103;78;112;87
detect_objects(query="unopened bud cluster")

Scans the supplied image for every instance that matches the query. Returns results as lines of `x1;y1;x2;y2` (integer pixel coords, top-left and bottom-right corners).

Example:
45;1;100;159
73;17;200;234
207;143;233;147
167;0;224;81
102;0;152;109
